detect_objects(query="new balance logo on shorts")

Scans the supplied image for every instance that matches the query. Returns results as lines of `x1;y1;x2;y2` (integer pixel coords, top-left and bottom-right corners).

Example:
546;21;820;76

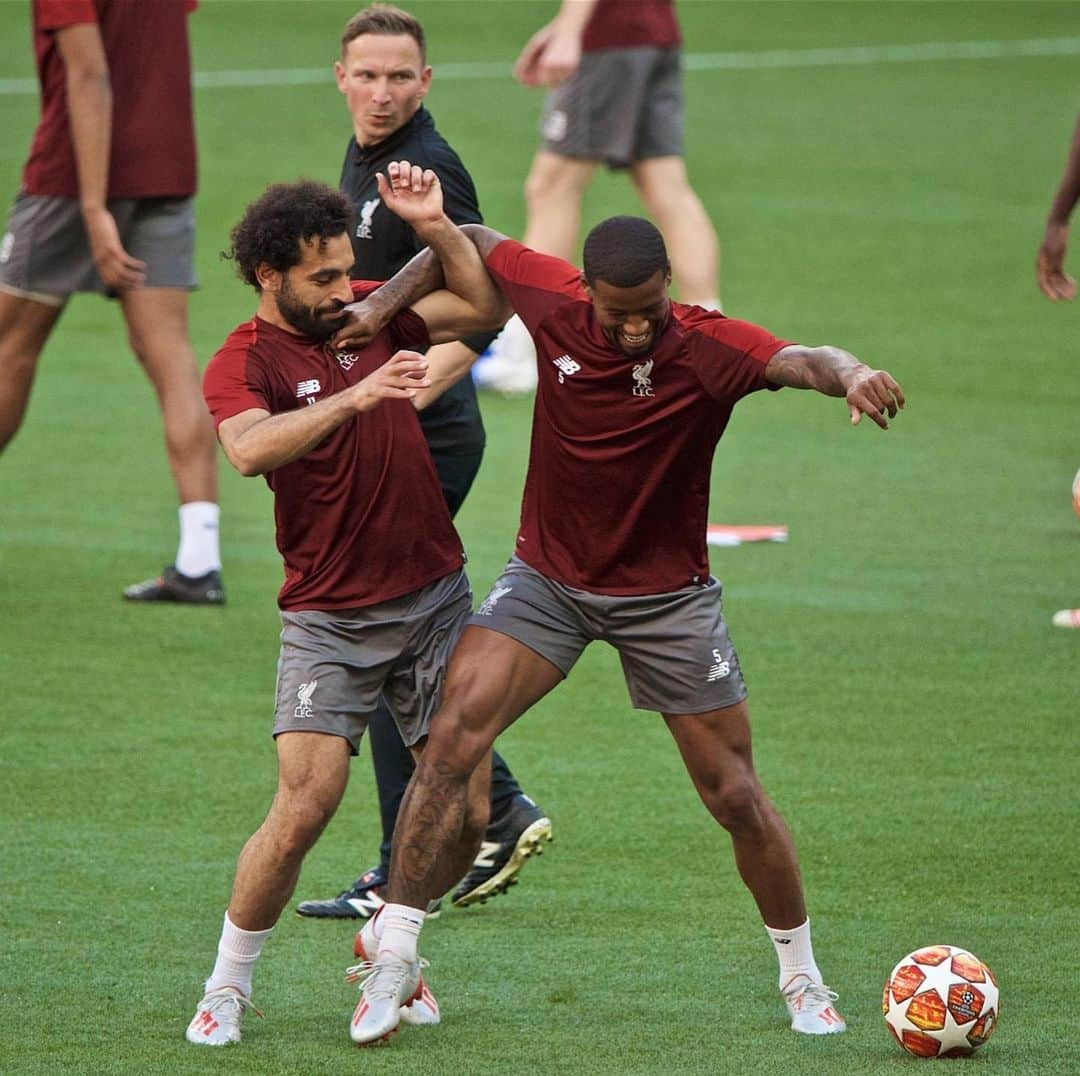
552;354;580;383
294;680;317;719
707;648;730;682
476;585;512;616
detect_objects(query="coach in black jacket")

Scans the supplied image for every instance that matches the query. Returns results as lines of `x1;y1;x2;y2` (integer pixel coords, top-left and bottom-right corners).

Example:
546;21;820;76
295;4;552;920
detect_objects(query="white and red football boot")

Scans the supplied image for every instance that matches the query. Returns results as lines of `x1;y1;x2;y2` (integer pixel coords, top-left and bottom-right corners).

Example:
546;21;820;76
185;986;261;1046
782;973;847;1035
350;907;440;1038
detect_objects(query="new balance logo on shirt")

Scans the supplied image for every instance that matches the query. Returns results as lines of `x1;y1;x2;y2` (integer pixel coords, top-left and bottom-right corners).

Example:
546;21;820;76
296;379;321;404
552;354;580;383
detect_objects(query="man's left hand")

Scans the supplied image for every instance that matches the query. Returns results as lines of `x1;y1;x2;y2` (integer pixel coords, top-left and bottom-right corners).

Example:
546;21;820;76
845;368;905;429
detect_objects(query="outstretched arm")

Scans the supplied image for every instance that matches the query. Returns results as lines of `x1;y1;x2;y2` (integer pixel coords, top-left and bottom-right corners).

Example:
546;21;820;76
765;344;905;430
1037;113;1080;301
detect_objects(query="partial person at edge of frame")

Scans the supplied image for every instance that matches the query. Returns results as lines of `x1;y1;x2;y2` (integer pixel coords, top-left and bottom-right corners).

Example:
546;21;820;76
0;0;224;605
1036;110;1080;630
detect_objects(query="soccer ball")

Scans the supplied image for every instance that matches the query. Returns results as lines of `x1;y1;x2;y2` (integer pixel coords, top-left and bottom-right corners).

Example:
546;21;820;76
1073;467;1080;519
882;945;999;1058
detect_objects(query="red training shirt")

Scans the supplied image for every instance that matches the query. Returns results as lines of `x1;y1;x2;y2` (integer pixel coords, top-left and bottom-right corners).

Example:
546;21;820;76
582;0;681;53
202;284;465;612
24;0;198;199
485;240;789;596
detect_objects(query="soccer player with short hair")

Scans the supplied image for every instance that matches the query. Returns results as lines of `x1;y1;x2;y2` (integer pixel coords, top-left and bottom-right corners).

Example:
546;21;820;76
184;167;507;1046
344;213;905;1045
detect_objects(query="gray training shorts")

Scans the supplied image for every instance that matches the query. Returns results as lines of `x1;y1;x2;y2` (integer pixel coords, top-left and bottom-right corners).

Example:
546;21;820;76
273;569;472;754
0;191;197;305
540;46;684;169
470;557;747;715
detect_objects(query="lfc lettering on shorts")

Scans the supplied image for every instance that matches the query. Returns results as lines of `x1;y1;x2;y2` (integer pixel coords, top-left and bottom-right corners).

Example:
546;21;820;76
294;680;317;719
476;585;513;616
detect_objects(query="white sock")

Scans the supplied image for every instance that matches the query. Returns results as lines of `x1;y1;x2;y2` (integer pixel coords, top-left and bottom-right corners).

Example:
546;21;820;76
765;918;822;991
176;501;221;577
377;903;426;963
205;913;273;997
358;904;383;958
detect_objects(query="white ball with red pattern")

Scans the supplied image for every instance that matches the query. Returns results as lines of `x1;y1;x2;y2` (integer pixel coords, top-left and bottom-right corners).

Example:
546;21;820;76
1072;467;1080;519
882;945;999;1058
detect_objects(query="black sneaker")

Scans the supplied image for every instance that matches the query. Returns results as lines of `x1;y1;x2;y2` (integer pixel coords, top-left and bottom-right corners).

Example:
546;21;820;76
123;565;225;605
296;864;441;920
451;794;552;908
296;865;387;920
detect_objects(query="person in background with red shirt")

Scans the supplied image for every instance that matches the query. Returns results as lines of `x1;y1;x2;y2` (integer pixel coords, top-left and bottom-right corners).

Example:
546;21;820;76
478;0;721;393
1035;111;1080;630
347;215;905;1046
185;166;507;1047
0;0;224;603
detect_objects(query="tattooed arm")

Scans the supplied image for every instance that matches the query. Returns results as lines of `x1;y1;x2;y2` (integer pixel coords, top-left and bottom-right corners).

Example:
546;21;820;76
764;344;905;429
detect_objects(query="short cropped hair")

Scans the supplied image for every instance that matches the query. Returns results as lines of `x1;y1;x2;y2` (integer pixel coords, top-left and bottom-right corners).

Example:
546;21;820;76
341;4;426;62
224;181;354;290
582;216;669;288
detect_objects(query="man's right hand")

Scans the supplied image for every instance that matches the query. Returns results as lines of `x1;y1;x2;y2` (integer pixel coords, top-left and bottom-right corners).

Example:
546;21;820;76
350;351;430;411
333;297;390;350
514;22;583;88
83;206;146;290
1037;221;1077;301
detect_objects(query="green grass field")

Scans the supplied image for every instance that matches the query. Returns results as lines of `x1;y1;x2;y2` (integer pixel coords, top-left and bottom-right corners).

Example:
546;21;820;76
2;2;1079;1072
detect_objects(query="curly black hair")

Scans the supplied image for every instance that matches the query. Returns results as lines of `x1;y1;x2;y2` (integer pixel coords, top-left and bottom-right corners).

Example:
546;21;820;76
223;181;355;289
582;215;669;288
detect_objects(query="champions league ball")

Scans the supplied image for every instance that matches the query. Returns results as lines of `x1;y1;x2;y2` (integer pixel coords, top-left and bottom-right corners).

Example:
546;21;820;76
882;945;999;1058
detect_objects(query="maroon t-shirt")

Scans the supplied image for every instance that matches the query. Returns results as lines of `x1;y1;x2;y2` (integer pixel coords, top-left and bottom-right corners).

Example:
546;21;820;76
202;284;465;612
23;0;198;199
486;240;789;596
582;0;681;52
